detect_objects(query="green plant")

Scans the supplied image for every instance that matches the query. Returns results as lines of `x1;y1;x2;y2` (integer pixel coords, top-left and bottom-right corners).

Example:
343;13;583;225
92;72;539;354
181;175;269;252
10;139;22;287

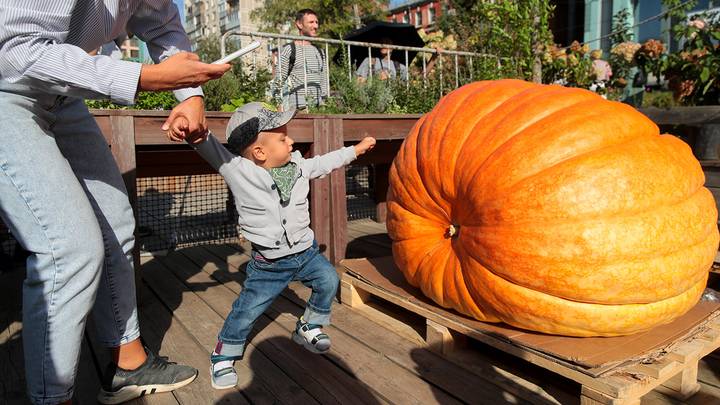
542;42;594;88
440;0;554;81
636;39;667;85
663;11;720;105
607;8;637;89
641;90;677;108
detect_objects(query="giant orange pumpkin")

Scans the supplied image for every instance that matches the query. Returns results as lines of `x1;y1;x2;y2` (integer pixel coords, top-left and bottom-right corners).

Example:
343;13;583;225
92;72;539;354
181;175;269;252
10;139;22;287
387;79;719;337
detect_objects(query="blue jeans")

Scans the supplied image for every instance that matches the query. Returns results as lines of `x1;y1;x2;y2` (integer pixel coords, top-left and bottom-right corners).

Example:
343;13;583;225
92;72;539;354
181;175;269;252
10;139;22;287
0;83;140;404
215;241;339;358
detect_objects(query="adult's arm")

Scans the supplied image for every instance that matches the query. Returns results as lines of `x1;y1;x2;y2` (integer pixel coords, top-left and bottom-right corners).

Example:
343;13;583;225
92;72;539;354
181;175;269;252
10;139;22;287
0;1;141;104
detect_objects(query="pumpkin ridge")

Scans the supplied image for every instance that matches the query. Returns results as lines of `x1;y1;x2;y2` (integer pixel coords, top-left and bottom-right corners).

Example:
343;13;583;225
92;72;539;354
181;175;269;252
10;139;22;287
458;226;715;304
413;115;453;220
390;115;449;223
490;135;704;225
464;182;711;228
414;82;506;216
453;240;500;320
474;133;651;214
389;162;449;223
450;85;584;195
462;190;716;264
455;106;652;219
468;251;709;330
386;202;447;242
415;238;453;301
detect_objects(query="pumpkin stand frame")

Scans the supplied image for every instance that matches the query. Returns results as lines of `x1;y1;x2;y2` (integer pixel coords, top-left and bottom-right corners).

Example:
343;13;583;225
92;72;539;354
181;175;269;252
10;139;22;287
339;257;720;405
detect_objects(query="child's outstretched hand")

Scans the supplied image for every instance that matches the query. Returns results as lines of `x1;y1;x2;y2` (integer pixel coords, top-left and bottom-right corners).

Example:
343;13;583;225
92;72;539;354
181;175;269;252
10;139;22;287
354;137;376;156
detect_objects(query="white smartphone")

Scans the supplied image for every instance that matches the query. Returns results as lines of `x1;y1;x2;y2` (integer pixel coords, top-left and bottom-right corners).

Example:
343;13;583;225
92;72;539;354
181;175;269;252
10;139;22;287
212;41;261;64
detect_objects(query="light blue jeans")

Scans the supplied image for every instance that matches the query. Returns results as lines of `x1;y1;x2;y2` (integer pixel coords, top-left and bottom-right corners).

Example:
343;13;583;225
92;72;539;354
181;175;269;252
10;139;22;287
0;83;140;404
215;240;338;358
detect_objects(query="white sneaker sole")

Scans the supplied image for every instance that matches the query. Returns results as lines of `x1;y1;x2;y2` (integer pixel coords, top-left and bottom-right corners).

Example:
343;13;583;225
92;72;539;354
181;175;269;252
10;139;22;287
210;365;238;390
97;372;198;404
292;331;330;354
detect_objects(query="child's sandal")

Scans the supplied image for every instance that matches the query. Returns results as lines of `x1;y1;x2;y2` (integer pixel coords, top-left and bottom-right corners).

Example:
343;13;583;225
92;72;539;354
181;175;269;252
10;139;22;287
210;353;239;390
292;319;331;353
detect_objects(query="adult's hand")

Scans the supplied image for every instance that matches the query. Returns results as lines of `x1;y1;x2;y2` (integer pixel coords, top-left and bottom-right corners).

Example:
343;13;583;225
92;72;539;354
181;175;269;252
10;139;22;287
139;52;230;92
162;96;207;143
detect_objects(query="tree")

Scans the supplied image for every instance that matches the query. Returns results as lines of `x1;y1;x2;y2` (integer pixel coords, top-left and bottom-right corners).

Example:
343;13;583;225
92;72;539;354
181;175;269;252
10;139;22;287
250;0;384;38
439;0;554;80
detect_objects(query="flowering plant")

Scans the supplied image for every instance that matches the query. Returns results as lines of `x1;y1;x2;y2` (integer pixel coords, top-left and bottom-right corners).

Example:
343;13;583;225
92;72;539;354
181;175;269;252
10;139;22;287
664;13;720;105
635;39;666;85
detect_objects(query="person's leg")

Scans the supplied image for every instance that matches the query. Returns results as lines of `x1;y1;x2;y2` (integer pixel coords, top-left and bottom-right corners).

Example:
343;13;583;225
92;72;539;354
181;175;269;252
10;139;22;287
51;97;143;365
294;241;339;326
212;251;295;389
292;241;339;353
49;98;197;404
0;89;105;404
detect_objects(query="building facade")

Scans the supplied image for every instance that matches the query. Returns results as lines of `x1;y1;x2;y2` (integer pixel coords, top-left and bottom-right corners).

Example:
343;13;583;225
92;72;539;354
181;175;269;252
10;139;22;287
553;0;720;51
387;0;451;32
184;0;263;48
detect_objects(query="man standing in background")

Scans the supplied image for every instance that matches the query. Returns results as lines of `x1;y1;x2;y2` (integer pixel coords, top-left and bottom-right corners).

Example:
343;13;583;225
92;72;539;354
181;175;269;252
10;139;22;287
275;9;328;111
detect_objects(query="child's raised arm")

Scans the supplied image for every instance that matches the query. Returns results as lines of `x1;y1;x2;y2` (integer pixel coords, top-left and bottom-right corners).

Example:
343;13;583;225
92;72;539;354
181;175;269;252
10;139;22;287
300;137;376;180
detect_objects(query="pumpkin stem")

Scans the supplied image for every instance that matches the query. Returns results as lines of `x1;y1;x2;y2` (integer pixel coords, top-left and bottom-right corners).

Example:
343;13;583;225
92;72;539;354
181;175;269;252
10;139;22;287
446;224;460;238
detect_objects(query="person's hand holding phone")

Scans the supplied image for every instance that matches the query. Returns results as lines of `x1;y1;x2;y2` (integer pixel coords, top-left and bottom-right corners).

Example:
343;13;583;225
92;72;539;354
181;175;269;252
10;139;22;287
139;52;230;92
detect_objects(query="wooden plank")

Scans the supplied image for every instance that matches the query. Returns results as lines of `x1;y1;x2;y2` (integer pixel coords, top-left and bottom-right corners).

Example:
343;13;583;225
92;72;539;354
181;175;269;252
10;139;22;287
580;386;640;405
639;106;720;125
0;269;26;405
311;118;332;260
703;167;720;188
202;244;572;405
135;281;249;405
136;149;216;178
179;245;468;405
343;119;417;141
340;268;720;402
352;140;403;166
285;118;314;143
140;256;298;404
340;272;628;398
162;248;389;405
146;251;325;405
373;164;391;223
329;118;348;264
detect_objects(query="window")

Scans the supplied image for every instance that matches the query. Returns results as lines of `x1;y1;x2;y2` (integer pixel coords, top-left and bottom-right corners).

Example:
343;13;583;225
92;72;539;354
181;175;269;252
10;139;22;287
402;12;409;24
428;6;436;24
415;9;422;27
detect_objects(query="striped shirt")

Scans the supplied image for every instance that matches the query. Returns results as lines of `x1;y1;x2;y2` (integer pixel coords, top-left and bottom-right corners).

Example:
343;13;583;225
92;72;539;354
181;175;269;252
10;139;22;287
276;42;327;110
0;1;202;105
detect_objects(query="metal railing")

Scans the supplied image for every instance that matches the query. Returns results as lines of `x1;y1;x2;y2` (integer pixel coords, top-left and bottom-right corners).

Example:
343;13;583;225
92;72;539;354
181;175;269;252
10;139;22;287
219;30;500;97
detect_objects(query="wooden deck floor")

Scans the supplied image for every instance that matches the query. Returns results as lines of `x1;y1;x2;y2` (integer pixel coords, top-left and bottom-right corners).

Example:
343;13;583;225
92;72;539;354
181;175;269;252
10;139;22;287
3;219;720;404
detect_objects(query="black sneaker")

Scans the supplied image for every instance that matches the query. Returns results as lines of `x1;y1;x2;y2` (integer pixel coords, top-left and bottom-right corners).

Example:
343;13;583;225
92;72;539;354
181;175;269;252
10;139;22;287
97;349;198;404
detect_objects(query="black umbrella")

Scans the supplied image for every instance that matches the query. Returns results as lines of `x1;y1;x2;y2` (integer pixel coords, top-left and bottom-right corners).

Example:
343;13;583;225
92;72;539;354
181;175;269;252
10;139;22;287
333;21;426;69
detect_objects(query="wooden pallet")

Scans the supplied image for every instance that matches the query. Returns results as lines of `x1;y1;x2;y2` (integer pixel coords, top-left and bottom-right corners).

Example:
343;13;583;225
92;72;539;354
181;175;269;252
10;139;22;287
340;266;720;405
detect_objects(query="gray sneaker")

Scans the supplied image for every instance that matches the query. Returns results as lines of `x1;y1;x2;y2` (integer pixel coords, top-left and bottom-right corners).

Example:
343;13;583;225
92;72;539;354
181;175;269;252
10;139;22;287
97;349;198;404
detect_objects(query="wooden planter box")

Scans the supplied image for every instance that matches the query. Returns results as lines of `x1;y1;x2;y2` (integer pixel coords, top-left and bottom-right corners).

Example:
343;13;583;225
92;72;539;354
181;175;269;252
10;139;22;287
91;110;420;265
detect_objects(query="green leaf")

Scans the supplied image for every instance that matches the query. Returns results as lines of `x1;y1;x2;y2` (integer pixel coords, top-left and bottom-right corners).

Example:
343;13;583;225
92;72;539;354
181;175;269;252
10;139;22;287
701;67;710;83
703;78;716;95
